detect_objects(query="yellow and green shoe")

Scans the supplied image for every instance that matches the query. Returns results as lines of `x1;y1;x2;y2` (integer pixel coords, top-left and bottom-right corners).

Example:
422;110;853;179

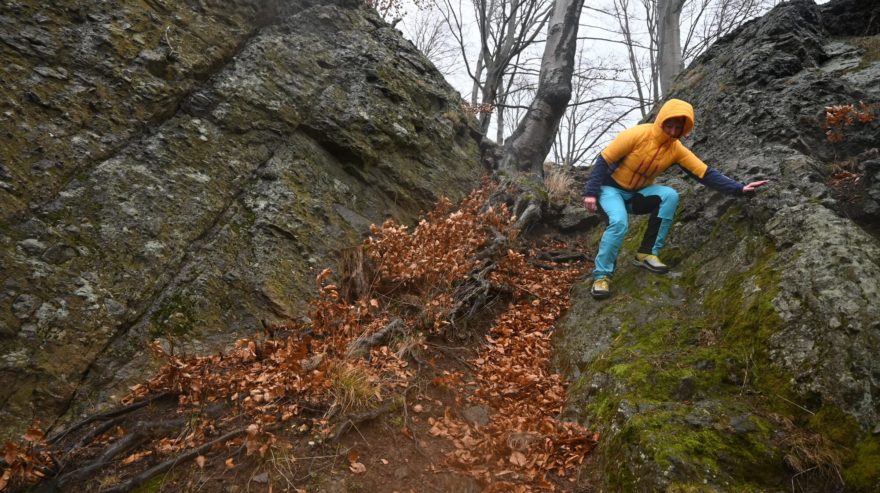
634;253;669;273
591;277;611;299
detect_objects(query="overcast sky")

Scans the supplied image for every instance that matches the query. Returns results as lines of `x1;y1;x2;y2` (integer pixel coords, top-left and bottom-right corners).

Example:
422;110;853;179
393;0;832;163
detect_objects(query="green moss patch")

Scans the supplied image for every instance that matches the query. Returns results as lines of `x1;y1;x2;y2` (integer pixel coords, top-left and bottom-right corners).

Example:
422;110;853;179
149;292;197;338
566;209;879;491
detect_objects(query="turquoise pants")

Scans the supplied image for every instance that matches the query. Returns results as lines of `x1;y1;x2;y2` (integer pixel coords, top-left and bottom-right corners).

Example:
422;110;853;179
593;184;679;279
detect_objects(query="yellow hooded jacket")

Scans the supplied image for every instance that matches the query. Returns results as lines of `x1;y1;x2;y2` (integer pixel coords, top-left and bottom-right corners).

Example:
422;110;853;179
600;99;708;191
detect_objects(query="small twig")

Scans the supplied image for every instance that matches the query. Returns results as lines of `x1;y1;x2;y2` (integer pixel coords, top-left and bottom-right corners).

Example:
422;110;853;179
774;394;815;415
56;430;151;488
510;282;551;302
429;343;476;371
398;395;433;464
790;465;818;493
740;350;753;395
350;422;369;445
163;26;178;58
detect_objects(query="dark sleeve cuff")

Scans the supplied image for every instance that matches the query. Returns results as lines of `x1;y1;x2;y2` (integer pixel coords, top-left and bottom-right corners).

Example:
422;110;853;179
685;166;744;195
701;167;745;195
584;154;611;197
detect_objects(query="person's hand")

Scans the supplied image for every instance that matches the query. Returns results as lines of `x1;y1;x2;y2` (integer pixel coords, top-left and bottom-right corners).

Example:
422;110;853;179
742;180;769;194
583;196;597;212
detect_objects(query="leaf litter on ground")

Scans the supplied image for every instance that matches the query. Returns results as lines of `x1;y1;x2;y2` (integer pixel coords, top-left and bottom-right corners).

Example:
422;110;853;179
1;183;597;492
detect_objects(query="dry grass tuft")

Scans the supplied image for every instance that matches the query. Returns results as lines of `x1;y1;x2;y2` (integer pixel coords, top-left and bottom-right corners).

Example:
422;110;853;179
852;36;880;65
779;418;844;489
265;443;300;490
326;362;381;418
544;165;576;205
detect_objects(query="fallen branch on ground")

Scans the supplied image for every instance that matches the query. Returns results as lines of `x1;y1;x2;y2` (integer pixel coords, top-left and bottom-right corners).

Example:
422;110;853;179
347;319;406;357
329;401;396;443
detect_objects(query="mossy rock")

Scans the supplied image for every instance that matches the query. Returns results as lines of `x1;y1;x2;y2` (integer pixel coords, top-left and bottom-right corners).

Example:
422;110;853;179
557;200;878;491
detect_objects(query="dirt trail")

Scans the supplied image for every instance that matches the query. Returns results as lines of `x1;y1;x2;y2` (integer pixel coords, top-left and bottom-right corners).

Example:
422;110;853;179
1;187;598;492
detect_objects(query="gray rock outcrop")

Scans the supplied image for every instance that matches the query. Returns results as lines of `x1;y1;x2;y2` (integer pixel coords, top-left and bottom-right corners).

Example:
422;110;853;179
0;0;482;440
558;0;880;490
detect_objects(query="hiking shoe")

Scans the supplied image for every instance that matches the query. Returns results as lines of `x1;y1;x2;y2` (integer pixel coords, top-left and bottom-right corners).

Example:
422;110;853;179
633;253;669;273
591;277;611;299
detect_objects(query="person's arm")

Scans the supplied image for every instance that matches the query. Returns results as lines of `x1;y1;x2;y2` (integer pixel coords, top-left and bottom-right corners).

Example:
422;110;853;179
699;167;746;195
676;145;767;195
681;164;769;195
584;154;611;198
582;154;611;212
582;126;642;211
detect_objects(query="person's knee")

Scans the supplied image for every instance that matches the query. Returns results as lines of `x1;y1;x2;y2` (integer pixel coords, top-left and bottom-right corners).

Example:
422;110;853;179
607;215;628;235
660;188;679;207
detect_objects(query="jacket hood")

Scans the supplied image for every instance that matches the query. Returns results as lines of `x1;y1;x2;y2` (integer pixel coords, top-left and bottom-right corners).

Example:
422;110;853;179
654;99;695;138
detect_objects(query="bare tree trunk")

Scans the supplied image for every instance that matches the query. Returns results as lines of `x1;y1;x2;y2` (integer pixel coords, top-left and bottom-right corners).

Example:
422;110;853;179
478;64;501;132
471;50;485;106
499;0;585;175
658;0;686;96
471;0;493;106
496;78;506;143
641;0;661;102
615;0;649;117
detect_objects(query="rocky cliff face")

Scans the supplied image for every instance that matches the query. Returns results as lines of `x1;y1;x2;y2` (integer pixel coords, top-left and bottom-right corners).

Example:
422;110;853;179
558;0;880;490
0;0;482;440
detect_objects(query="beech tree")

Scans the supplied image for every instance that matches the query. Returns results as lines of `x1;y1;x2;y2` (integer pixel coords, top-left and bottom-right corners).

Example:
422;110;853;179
432;0;553;134
489;0;583;232
551;48;640;167
400;0;771;176
657;0;685;95
583;0;772;105
660;0;768;94
500;0;585;175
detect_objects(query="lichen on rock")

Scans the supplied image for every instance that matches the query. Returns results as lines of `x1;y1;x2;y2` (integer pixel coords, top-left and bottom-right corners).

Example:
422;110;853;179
557;0;880;490
0;0;483;440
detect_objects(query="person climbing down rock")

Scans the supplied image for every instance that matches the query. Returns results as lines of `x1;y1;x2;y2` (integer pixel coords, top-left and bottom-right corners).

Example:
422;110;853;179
582;99;768;300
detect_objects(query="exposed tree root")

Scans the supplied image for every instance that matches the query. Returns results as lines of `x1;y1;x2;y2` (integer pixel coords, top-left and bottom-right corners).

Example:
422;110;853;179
528;259;569;270
476;227;508;260
65;415;126;454
32;402;227;493
444;227;514;341
100;426;249;493
528;249;588;270
47;391;173;446
54;427;152;489
347;318;406;357
329;401;395;443
448;261;508;331
537;249;587;263
338;246;372;303
513;199;542;232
